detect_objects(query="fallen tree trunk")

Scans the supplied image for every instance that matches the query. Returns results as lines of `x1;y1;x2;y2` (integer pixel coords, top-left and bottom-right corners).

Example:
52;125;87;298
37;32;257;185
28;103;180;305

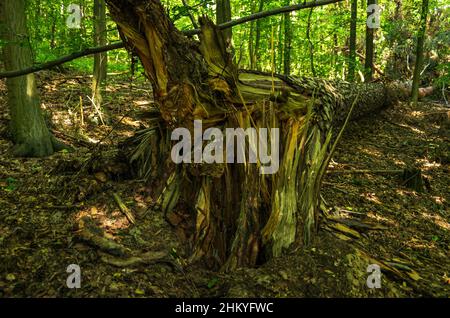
106;0;409;270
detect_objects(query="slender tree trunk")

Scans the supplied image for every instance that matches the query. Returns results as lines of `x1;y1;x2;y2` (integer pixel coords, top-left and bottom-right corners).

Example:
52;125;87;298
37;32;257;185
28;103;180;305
411;0;429;103
106;0;409;271
332;33;338;77
254;0;264;70
385;0;404;80
283;0;292;76
348;0;357;82
306;8;316;76
50;10;56;49
92;0;108;109
277;21;283;74
1;0;63;157
364;0;376;81
216;0;232;46
248;1;257;69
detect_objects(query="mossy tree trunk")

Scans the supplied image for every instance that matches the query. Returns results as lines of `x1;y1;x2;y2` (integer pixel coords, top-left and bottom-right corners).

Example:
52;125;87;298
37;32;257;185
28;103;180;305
1;0;62;157
106;0;407;270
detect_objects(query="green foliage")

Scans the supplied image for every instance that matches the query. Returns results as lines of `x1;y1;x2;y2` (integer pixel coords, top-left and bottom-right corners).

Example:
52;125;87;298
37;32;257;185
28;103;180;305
1;177;18;192
23;0;130;74
11;0;448;91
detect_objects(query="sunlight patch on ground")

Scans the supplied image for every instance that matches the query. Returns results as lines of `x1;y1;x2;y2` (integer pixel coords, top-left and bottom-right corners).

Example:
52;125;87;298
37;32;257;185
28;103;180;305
431;196;446;205
393;159;406;166
421;212;450;231
358;146;383;158
398;124;426;135
404;236;436;250
410;111;425;118
122;117;141;128
366;211;398;226
395;189;419;197
415;158;441;171
75;205;132;234
133;100;153;106
361;192;382;205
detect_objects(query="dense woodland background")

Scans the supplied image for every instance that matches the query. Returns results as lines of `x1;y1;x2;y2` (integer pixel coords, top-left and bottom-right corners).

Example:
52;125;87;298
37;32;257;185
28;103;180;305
14;0;449;87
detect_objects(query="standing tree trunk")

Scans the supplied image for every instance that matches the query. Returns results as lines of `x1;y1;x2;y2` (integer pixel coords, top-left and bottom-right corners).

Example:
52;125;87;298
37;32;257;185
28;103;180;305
386;0;406;80
283;0;292;76
106;0;409;271
92;0;108;109
254;0;264;70
306;8;316;76
411;0;429;103
1;0;63;157
348;0;357;82
248;1;257;69
364;0;376;81
276;21;283;73
216;0;232;47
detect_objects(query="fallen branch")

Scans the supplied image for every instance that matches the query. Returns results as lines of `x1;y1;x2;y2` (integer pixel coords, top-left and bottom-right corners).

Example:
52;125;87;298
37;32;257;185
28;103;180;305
326;216;388;231
0;42;125;79
185;0;344;36
76;216;131;257
113;192;136;224
100;251;172;267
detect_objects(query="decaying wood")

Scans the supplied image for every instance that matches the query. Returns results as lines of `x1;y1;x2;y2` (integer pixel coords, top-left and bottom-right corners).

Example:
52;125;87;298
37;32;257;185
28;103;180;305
100;251;172;268
106;0;413;270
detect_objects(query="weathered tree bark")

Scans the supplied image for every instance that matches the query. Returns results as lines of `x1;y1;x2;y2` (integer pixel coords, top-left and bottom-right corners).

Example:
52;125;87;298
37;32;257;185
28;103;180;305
0;0;65;157
106;0;407;271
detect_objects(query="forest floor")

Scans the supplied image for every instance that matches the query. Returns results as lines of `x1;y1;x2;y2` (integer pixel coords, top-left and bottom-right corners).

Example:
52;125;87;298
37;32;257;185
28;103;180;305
0;72;449;298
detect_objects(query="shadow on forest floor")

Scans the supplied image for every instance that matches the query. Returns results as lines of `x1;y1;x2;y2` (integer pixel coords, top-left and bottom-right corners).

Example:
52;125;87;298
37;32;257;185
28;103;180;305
0;71;449;297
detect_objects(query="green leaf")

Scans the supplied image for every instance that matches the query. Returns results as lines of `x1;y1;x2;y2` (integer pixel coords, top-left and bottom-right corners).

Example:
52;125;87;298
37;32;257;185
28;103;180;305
207;277;219;289
135;288;145;295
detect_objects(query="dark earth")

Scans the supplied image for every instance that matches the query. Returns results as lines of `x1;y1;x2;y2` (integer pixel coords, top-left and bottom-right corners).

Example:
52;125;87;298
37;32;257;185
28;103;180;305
0;72;449;297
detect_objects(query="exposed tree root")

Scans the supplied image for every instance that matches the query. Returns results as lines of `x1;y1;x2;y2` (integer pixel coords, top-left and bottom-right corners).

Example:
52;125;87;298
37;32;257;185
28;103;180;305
76;216;172;268
76;216;131;257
